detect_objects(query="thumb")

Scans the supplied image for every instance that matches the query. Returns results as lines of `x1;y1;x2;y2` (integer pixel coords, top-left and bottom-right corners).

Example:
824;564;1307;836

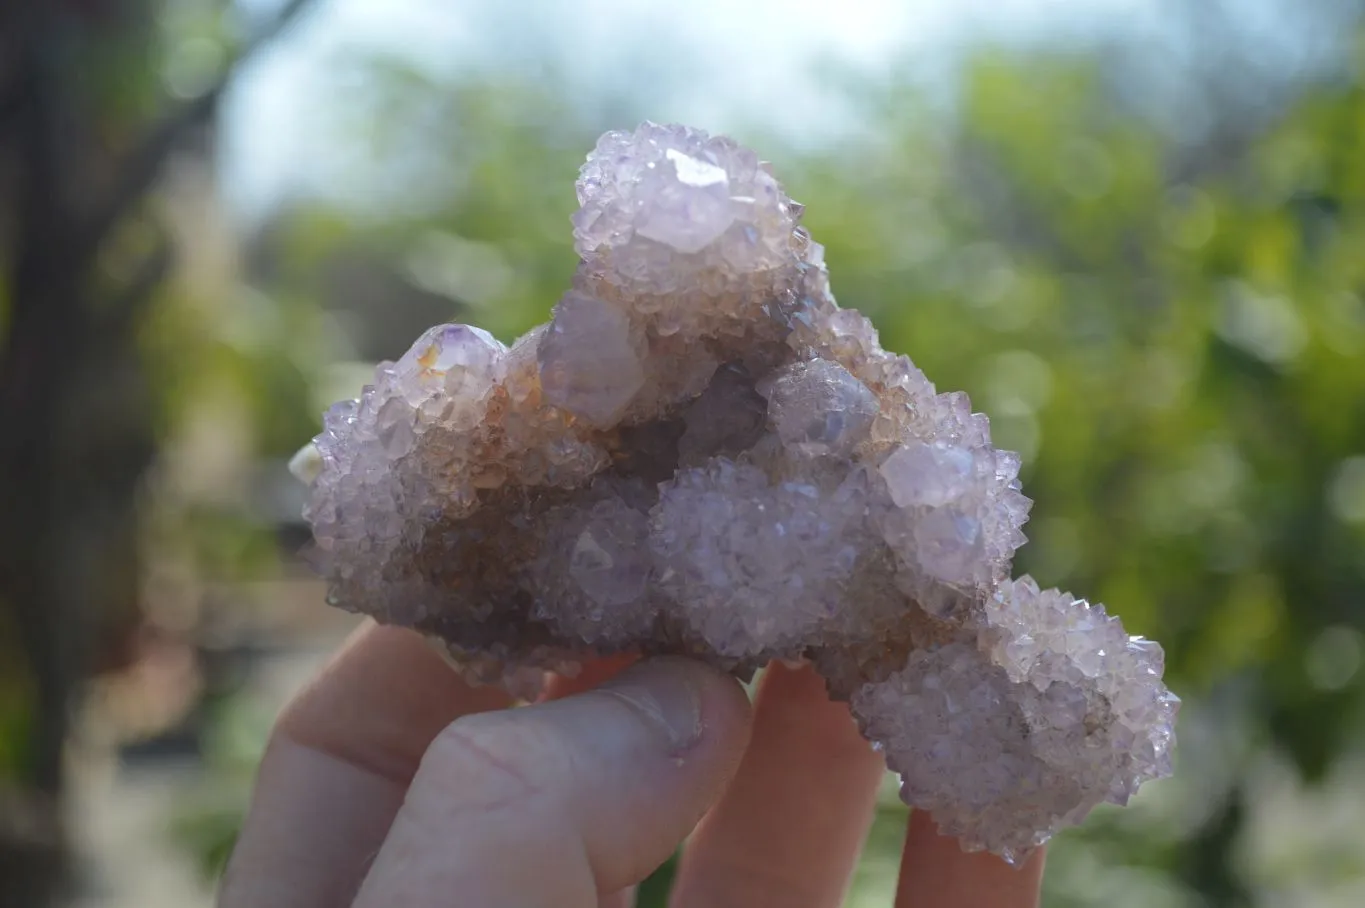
351;657;752;907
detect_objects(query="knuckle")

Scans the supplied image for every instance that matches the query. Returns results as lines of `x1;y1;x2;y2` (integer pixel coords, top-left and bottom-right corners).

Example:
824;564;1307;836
423;713;560;813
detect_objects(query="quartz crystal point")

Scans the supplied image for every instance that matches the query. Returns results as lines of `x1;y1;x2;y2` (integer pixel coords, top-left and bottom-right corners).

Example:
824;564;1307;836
297;121;1177;861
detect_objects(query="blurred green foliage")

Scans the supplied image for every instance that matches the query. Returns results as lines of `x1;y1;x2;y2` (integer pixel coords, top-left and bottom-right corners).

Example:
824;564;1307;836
134;13;1365;908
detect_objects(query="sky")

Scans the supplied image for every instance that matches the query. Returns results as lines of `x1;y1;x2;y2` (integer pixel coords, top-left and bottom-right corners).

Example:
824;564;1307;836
219;0;1269;221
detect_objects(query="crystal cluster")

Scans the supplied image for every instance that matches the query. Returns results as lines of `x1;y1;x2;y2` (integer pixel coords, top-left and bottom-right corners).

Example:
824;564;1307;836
296;122;1177;862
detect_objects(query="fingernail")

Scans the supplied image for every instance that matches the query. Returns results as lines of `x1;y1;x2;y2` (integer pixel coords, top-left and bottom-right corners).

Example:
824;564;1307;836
599;658;704;753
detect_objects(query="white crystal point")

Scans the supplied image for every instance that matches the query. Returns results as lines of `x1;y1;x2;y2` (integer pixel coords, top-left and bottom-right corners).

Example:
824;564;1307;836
288;442;323;484
913;507;985;583
880;441;975;508
572;121;801;286
633;147;735;253
391;323;505;405
538;290;646;427
398;323;505;378
765;359;879;456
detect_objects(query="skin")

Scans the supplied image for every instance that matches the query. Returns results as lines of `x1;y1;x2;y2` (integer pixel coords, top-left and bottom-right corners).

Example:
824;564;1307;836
220;621;1045;907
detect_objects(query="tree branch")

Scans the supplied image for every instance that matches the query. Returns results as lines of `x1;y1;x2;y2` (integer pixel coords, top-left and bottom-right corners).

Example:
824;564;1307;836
72;0;319;272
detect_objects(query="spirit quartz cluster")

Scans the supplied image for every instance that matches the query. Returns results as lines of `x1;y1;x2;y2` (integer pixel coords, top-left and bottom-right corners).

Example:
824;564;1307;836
296;123;1177;862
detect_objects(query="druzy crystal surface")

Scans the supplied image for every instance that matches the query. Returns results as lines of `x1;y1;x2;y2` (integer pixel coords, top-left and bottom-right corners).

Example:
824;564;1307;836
298;122;1177;862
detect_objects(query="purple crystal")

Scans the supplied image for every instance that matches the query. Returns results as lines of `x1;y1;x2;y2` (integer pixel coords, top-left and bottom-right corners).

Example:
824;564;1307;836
296;122;1177;863
634;148;735;253
538;291;645;427
765;359;879;456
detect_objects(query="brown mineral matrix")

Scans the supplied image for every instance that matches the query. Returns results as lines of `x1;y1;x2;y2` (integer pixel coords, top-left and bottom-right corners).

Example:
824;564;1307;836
294;122;1178;862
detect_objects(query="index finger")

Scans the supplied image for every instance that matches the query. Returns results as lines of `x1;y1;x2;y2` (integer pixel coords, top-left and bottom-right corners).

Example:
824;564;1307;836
220;621;515;908
895;810;1045;908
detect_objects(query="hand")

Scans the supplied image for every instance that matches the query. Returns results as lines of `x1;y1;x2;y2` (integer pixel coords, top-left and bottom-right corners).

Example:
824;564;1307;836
220;622;1044;907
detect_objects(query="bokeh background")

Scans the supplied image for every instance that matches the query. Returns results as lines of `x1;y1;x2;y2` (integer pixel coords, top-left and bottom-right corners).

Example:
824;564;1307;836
3;0;1365;905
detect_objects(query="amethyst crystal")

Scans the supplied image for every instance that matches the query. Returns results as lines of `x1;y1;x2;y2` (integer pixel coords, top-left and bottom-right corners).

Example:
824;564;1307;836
295;122;1177;862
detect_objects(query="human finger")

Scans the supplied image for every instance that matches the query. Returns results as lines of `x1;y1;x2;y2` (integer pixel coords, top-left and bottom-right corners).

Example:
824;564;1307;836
540;652;641;701
219;621;512;908
669;662;886;908
350;657;752;907
543;653;643;908
894;809;1045;908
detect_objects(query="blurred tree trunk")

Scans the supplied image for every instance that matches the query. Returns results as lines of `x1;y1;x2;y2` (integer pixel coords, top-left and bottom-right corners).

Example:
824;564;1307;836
0;3;312;903
2;10;90;902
